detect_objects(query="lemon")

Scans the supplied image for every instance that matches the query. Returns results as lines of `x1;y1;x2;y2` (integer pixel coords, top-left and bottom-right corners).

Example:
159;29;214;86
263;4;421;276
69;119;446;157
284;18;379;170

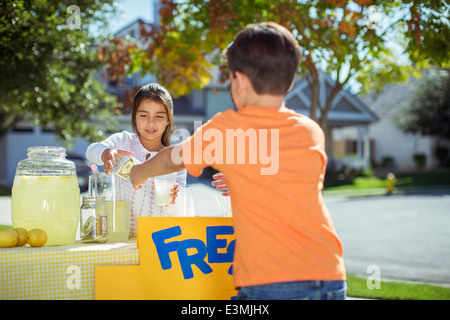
0;228;19;248
14;227;28;247
26;229;48;247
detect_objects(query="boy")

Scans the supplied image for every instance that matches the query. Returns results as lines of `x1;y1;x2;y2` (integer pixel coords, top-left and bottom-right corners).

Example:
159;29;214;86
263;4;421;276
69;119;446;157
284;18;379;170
130;22;346;300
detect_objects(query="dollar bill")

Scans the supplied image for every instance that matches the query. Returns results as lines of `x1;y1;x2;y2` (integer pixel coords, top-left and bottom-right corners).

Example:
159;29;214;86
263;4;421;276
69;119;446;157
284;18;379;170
116;156;141;180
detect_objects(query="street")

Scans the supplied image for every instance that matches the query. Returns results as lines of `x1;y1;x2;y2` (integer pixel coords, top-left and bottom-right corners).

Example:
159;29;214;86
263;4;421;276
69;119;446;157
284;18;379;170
325;189;450;286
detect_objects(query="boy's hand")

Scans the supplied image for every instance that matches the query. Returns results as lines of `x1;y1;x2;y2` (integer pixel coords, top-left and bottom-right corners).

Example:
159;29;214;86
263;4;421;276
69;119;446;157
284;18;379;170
130;164;145;190
101;149;134;175
212;173;230;196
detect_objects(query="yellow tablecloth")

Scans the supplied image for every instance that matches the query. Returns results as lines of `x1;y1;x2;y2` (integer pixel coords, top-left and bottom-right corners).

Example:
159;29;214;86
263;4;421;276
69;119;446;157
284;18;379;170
0;240;139;300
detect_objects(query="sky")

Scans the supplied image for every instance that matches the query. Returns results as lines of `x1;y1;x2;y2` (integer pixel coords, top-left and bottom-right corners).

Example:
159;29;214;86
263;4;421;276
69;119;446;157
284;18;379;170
109;0;155;33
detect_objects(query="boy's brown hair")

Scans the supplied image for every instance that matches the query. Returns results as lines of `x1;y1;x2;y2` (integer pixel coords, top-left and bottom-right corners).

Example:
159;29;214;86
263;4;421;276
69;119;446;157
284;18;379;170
225;22;302;96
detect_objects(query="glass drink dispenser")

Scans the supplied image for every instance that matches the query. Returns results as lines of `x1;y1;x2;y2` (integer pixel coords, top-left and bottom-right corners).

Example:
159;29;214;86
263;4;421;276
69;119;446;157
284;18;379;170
11;146;80;246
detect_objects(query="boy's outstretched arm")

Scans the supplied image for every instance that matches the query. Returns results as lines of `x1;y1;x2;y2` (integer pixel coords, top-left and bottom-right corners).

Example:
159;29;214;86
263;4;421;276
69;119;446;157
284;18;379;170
130;143;185;189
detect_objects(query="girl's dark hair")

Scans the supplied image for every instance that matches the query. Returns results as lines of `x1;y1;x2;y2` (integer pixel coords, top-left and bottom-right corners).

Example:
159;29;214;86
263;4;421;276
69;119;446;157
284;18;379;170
131;83;174;147
225;22;302;95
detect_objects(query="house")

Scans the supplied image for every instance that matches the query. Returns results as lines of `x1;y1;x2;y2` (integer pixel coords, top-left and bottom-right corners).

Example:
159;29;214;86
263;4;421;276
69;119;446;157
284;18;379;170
285;72;379;172
333;72;450;175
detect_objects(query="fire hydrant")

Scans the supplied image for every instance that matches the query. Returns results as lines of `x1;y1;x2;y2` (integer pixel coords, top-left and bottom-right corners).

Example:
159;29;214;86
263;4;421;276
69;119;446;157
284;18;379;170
386;173;396;195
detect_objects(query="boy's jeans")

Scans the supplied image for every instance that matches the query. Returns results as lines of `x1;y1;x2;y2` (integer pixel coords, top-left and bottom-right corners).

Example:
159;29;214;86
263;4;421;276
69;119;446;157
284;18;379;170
236;280;346;300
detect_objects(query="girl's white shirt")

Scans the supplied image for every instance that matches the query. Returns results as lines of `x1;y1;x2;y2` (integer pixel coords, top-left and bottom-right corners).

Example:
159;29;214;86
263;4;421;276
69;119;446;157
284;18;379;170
85;131;187;237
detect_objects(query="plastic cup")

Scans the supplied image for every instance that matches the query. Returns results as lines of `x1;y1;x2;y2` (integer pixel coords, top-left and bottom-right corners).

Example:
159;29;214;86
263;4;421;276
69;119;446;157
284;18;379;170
165;187;195;217
183;188;195;217
168;188;186;216
215;194;232;217
154;173;177;207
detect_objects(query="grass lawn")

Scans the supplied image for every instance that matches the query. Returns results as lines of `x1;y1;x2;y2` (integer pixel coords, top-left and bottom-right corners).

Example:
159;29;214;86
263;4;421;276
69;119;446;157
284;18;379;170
325;176;386;190
324;170;450;191
347;274;450;300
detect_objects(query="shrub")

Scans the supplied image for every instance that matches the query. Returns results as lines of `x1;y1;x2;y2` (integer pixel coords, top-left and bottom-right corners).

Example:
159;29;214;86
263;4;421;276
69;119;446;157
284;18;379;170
435;146;449;167
413;153;427;169
381;156;395;167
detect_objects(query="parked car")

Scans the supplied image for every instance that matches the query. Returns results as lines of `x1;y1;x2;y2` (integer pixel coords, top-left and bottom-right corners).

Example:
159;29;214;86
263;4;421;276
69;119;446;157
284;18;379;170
66;153;93;192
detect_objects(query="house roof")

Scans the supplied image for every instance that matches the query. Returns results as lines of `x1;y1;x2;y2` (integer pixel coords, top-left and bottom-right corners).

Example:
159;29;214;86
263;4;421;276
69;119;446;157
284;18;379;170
113;18;152;37
358;75;421;119
285;72;379;127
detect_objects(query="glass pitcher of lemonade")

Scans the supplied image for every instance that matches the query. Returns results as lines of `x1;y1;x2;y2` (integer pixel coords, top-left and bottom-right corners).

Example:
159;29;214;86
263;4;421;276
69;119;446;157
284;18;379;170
111;174;131;241
11;146;80;246
89;172;130;242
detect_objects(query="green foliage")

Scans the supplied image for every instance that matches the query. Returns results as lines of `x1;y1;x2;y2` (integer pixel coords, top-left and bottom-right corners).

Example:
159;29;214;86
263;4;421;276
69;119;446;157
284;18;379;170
0;0;118;146
435;145;449;167
396;69;450;140
380;156;395;167
413;153;427;169
126;0;449;132
395;170;450;187
404;0;450;69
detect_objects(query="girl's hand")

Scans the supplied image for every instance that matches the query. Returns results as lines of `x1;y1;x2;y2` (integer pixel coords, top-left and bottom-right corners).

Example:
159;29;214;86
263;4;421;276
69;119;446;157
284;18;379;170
211;173;230;196
150;183;179;204
170;183;179;205
101;148;134;175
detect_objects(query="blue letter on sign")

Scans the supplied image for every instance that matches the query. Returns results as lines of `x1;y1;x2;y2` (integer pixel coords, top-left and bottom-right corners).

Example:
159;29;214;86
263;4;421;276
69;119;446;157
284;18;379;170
152;226;181;270
206;226;235;263
177;239;212;279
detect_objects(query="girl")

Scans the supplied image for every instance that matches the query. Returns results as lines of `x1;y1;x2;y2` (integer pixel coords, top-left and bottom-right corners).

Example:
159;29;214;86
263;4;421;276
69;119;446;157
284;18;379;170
85;83;187;237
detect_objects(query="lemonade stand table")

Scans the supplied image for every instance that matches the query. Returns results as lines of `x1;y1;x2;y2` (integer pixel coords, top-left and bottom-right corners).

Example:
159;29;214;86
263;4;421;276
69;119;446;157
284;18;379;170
1;217;236;300
0;240;139;300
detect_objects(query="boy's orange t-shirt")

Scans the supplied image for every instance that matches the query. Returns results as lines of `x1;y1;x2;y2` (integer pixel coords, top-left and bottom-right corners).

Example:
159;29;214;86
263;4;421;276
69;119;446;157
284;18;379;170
182;105;346;288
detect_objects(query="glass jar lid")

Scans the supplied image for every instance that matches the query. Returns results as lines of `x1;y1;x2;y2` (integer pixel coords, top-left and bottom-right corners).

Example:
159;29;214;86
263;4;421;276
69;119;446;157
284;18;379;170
15;146;77;176
27;146;67;158
82;195;106;203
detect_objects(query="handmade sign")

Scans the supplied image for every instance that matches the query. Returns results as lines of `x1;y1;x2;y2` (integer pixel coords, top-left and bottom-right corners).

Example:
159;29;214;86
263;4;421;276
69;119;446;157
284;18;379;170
95;217;237;300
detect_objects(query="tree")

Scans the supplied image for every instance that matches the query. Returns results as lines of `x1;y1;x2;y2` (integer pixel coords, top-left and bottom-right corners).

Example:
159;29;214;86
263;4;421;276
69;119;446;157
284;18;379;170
103;0;449;135
0;0;119;146
396;68;450;140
